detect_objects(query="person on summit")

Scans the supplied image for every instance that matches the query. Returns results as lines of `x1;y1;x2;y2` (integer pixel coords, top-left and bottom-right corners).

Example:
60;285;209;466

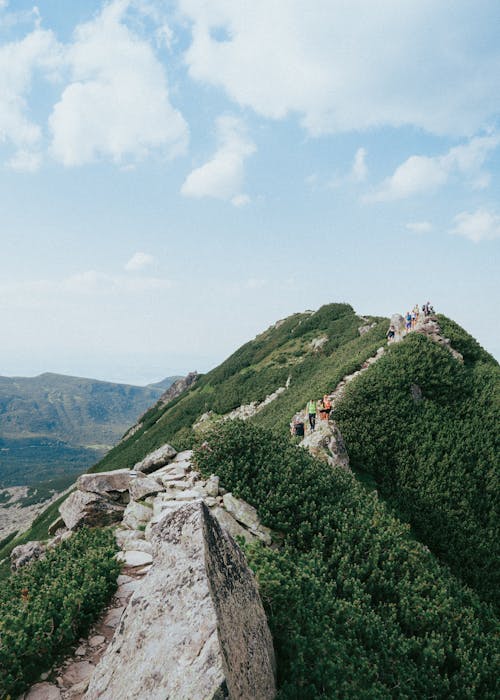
405;311;412;332
306;399;317;431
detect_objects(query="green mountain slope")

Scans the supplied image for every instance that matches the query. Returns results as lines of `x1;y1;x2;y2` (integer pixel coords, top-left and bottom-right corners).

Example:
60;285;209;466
0;373;179;487
2;303;498;697
94;303;387;471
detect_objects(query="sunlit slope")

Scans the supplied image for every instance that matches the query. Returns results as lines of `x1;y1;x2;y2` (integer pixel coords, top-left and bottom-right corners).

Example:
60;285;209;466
93;303;387;473
335;317;500;609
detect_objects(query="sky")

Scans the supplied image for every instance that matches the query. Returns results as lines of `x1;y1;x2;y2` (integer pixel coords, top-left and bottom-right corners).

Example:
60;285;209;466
0;0;499;385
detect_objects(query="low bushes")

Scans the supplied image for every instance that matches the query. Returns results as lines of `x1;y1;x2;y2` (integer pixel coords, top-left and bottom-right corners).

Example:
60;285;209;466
335;330;499;609
195;421;499;699
0;527;120;698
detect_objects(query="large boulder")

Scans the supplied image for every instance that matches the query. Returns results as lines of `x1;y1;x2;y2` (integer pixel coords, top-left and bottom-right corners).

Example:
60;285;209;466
59;491;125;530
77;470;133;502
128;473;163;501
133;444;177;474
85;501;276;700
121;500;153;530
11;541;45;571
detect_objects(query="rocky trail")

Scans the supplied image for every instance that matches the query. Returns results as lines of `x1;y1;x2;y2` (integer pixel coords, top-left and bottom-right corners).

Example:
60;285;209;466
17;449;275;700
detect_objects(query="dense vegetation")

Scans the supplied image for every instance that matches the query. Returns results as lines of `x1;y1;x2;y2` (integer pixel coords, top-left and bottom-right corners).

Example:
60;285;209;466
0;527;119;698
335;325;499;609
94;304;387;472
195;421;499;699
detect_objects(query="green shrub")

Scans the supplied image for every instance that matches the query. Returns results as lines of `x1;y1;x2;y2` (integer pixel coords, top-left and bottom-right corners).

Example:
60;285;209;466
0;527;120;698
335;330;500;608
195;421;499;699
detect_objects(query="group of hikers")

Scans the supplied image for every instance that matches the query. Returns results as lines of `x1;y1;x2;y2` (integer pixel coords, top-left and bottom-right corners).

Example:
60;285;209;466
290;395;332;436
387;301;435;340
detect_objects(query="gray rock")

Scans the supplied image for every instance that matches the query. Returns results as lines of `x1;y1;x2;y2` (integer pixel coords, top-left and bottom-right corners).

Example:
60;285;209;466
114;528;145;548
76;470;132;500
172;449;193;463
115;550;153;567
128;474;163;501
121;501;152;530
48;516;65;535
133;444;177;474
120;539;153;555
59;491;125;531
62;661;95;687
211;506;258;544
85;502;276;700
205;474;220;497
222;493;261;531
11;541;46;571
23;682;61;699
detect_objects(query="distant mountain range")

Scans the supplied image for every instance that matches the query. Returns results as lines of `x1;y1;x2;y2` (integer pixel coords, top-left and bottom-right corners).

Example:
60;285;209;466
0;372;180;487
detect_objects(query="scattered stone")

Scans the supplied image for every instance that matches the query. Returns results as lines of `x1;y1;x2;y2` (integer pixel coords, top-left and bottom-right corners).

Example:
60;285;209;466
23;682;61;699
222;493;261;532
84;502;276;700
133;444;177;474
205;474;220;497
10;540;45;571
128;474;163;501
62;661;95;687
75;646;86;657
212;506;258;544
121;501;152;530
121;538;152;555
115;550;153;568
114;528;145;549
59;491;125;531
102;607;124;628
76;470;132;500
88;635;105;648
173;449;193;463
63;677;91;699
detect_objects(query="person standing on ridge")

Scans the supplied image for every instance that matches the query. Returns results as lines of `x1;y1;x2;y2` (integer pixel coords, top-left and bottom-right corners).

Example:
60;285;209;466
323;395;332;420
307;399;317;431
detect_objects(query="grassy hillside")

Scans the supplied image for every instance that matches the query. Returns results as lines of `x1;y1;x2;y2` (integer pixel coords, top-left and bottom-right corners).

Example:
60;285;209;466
93;304;387;472
335;319;499;609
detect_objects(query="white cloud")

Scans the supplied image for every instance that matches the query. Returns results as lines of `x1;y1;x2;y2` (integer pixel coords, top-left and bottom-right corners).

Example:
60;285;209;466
49;0;188;166
61;270;173;294
366;134;499;202
6;148;42;172
450;209;500;243
351;147;367;182
179;1;500;137
181;115;255;204
406;221;433;234
125;251;155;271
0;26;61;161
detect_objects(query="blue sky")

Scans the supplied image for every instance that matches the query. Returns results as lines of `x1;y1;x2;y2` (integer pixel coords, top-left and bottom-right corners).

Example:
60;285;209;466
1;0;499;384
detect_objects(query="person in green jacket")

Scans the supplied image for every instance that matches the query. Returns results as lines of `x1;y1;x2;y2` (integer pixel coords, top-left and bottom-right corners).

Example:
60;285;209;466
307;399;317;431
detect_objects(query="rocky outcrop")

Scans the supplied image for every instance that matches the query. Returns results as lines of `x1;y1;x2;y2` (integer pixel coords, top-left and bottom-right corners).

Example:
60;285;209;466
76;470;132;502
10;540;46;571
133;443;177;473
85;502;276;700
59;491;125;530
414;315;464;362
157;371;199;407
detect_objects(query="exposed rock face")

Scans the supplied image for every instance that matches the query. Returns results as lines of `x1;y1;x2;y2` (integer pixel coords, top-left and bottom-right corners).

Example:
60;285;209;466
222;493;272;544
76;470;132;502
59;491;125;530
158;371;199;407
85;502;276;700
389;313;406;342
10;540;46;571
133;443;177;473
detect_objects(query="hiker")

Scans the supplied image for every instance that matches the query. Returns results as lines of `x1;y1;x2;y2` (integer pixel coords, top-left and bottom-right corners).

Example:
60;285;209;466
411;307;417;329
323;395;332;420
405;311;412;332
306;399;317;431
387;325;395;340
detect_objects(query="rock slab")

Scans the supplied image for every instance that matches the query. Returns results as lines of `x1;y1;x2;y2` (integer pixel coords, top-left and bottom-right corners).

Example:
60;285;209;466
59;491;125;530
84;501;276;700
